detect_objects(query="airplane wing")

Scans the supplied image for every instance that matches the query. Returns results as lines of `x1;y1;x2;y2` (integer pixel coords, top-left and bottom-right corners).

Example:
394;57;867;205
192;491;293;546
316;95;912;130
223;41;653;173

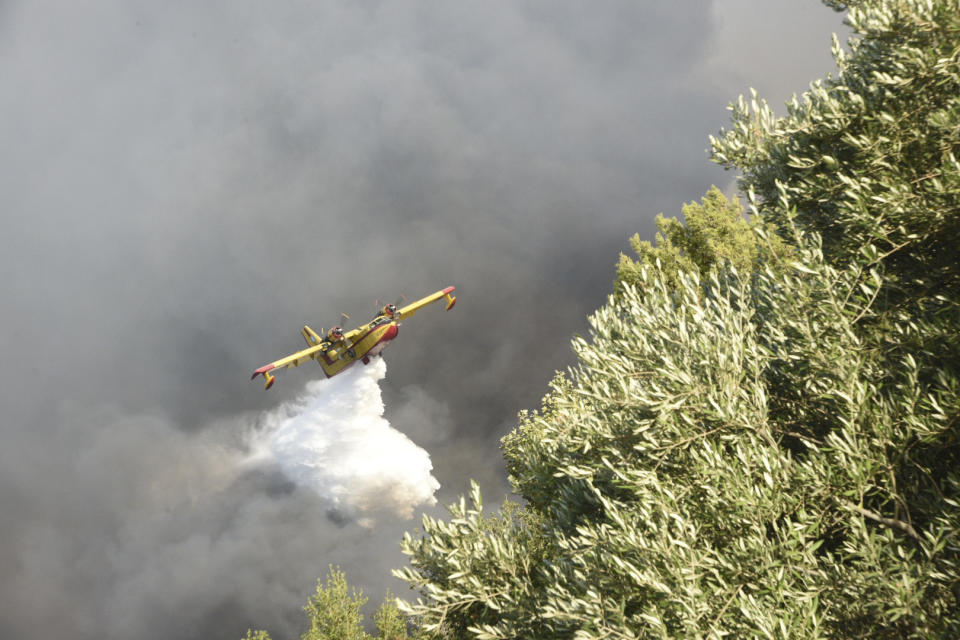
342;325;366;342
251;342;328;389
397;286;456;320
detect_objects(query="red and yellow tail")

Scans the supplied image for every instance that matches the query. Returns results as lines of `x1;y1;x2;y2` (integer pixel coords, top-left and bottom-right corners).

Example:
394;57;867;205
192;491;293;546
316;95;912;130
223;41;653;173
301;325;322;346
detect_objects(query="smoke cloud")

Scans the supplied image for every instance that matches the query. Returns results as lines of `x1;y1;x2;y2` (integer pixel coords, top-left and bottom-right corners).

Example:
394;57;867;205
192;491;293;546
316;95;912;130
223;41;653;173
253;358;440;525
0;1;848;638
0;358;439;639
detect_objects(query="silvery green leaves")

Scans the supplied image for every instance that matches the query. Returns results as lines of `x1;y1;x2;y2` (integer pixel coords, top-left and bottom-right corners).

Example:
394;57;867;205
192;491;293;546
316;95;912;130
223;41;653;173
393;1;960;636
397;235;958;637
710;0;960;315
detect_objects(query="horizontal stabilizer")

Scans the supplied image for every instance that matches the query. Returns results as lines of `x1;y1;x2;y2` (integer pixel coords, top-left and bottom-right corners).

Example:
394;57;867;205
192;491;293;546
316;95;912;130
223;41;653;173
301;325;322;346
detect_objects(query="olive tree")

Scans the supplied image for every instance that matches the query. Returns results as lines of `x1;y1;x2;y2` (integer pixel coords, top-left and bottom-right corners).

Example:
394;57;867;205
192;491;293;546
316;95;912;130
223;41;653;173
396;1;959;636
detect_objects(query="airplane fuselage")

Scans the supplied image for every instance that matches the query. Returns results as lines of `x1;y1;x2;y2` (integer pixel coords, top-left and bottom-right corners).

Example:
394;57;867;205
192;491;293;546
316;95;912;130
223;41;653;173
317;318;399;378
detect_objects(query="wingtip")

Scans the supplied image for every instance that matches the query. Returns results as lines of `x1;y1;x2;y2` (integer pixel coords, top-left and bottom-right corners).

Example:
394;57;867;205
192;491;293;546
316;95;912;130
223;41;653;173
251;364;275;380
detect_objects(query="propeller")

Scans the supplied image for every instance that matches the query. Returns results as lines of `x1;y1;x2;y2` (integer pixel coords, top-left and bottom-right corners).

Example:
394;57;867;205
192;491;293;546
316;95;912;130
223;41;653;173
392;295;406;325
374;296;406;321
318;313;349;344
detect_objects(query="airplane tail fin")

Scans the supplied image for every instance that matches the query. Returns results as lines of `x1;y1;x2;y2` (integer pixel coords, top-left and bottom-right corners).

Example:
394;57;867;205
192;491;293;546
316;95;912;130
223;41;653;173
301;325;322;346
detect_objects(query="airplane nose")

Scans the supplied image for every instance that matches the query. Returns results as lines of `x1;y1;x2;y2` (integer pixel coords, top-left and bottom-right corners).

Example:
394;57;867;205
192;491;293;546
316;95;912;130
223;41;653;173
384;324;399;341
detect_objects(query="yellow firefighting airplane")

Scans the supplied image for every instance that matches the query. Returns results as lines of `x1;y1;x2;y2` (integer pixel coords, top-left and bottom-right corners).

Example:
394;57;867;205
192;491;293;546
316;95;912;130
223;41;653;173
251;286;456;389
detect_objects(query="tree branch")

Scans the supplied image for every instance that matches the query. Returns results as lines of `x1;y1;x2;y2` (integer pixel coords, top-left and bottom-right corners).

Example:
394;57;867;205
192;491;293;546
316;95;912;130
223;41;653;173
840;498;920;541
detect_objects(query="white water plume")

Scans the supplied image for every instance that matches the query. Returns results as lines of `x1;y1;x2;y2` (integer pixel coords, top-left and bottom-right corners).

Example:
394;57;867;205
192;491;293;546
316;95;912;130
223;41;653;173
251;358;439;526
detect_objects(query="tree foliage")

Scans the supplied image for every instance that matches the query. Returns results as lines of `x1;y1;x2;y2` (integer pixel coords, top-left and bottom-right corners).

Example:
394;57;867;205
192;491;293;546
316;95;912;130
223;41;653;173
710;0;960;347
374;591;411;640
301;567;370;640
395;1;960;638
400;241;958;638
242;567;416;640
616;186;788;294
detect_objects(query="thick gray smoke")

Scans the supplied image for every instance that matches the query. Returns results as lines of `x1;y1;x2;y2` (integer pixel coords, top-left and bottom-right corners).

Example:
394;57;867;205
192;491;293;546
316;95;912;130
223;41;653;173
0;1;848;638
253;358;440;525
0;358;439;639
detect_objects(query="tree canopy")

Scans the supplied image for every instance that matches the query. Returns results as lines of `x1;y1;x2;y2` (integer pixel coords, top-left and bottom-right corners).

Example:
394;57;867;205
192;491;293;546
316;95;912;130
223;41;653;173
396;1;960;637
243;567;415;640
615;186;788;295
711;0;960;338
